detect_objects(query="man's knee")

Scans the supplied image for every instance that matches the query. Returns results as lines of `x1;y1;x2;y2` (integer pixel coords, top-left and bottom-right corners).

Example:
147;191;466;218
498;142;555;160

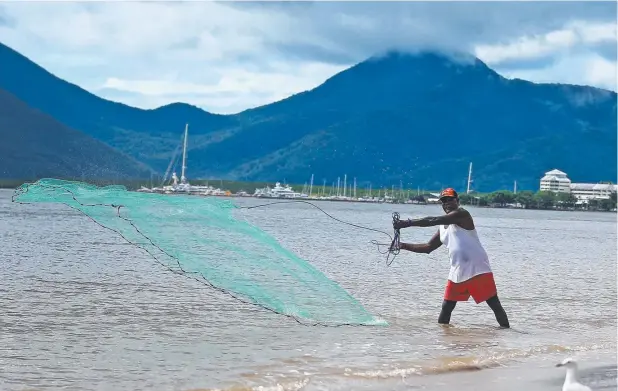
485;295;502;309
438;300;457;324
442;300;457;312
486;295;510;328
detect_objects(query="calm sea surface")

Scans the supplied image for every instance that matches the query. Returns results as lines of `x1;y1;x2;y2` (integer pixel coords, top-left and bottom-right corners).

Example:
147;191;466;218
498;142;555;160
1;188;616;391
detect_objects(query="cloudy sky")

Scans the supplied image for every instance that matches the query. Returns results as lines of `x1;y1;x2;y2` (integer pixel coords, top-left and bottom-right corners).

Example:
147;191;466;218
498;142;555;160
0;1;616;114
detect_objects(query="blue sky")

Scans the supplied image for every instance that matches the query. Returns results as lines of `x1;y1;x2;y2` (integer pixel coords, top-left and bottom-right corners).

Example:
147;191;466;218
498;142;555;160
0;1;616;114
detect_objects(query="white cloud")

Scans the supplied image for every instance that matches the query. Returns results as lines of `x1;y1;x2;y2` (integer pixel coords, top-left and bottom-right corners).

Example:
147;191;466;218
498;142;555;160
498;53;617;91
577;21;618;43
103;78;213;97
474;21;616;64
100;61;347;112
584;56;617;90
473;19;616;92
0;1;615;114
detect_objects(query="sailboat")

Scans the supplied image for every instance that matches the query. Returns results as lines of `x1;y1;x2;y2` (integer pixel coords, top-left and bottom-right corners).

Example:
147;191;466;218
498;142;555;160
137;124;225;195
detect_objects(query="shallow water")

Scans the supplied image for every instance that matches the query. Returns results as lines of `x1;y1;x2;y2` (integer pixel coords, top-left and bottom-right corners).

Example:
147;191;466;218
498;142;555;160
1;188;616;391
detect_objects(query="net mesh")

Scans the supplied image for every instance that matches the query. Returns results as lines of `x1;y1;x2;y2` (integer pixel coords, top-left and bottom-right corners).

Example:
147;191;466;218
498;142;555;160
12;178;386;327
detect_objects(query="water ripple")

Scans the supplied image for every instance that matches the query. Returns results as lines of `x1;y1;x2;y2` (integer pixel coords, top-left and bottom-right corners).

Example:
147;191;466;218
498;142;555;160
1;189;616;391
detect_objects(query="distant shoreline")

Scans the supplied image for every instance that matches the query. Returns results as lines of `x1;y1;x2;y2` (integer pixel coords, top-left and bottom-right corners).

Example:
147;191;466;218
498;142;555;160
2;184;615;213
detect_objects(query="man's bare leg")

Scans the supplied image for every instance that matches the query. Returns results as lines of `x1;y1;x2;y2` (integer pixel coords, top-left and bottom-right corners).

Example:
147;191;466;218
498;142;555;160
486;295;510;328
438;300;457;324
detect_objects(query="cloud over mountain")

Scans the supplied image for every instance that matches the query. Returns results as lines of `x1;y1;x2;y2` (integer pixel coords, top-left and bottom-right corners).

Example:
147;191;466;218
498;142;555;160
0;1;615;114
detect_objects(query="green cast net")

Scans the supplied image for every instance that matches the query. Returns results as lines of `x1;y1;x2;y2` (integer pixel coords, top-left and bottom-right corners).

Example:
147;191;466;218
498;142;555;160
12;178;386;327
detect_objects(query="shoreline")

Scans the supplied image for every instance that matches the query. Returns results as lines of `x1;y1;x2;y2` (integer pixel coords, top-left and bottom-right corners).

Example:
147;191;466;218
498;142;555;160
399;348;617;391
2;177;616;213
2;186;616;213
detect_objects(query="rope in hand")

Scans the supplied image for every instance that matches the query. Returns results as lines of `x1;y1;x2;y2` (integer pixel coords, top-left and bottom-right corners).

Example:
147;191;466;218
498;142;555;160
386;212;401;266
235;200;404;266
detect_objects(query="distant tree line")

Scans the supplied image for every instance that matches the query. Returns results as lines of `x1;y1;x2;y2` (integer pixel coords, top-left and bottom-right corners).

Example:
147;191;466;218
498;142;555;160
455;190;617;212
2;178;616;212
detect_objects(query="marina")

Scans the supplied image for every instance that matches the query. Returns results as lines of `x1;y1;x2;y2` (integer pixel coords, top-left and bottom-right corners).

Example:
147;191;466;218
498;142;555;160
134;124;616;211
135;124;417;204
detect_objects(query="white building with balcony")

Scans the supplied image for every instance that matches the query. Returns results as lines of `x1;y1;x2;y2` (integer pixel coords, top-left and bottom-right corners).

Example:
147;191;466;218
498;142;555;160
539;169;617;201
540;169;572;193
570;182;618;201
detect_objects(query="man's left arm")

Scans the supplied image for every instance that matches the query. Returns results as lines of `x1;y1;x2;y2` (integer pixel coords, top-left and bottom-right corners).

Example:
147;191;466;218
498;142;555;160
399;209;466;228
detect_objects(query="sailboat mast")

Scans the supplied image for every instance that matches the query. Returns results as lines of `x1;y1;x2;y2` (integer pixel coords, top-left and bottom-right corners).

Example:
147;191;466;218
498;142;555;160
181;123;188;183
466;162;473;194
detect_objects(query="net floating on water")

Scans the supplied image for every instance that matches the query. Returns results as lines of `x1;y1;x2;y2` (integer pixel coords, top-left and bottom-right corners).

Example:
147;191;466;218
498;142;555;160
12;178;386;327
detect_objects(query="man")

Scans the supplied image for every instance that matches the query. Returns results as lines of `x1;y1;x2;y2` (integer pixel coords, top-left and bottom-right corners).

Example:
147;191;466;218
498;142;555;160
394;188;510;328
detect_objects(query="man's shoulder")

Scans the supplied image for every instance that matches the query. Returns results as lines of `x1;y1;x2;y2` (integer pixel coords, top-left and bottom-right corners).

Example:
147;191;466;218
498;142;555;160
455;207;475;228
454;207;472;217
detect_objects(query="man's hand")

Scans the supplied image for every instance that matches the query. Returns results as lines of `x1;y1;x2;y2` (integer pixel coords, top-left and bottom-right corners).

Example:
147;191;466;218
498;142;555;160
400;229;443;254
393;219;411;230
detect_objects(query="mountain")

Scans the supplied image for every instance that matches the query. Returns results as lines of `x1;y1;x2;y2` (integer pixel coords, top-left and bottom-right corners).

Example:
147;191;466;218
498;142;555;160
0;43;241;169
0;43;616;191
0;87;151;180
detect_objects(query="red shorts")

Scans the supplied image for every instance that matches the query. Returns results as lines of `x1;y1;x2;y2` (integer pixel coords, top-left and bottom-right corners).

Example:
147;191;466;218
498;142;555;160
444;272;497;304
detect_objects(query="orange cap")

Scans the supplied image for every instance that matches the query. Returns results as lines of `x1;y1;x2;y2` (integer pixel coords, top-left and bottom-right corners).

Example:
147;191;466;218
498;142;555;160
439;188;458;199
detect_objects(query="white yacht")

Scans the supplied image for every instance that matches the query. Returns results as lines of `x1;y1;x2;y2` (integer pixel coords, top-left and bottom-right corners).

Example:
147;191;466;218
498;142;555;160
253;182;308;198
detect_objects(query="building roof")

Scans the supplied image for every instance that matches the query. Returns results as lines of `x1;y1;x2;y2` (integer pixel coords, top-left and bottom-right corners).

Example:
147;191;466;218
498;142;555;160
544;169;567;176
571;183;618;191
541;175;571;183
570;183;596;190
593;183;618;191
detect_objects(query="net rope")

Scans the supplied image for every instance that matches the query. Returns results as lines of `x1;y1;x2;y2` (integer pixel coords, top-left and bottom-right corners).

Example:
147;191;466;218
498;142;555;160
12;179;396;327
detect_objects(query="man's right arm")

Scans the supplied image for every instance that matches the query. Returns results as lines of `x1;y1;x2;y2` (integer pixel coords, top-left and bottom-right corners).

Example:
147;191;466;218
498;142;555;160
400;230;442;254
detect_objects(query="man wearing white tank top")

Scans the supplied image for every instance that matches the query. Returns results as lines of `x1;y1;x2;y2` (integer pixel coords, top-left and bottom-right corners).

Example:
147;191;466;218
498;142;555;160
394;188;510;328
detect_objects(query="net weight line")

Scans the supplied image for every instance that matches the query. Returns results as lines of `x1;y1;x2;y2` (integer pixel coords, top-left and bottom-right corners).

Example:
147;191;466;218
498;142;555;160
12;183;402;327
236;200;403;266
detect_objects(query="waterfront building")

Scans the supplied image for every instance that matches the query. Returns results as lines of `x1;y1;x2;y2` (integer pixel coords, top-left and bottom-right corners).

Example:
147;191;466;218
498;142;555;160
539;169;571;193
539;169;617;200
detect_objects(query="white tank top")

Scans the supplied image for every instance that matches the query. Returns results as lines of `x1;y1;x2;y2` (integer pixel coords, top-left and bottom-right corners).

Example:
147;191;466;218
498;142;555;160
439;223;492;283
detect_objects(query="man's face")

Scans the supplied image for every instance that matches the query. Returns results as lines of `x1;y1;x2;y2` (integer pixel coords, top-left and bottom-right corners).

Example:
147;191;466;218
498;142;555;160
440;196;459;213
